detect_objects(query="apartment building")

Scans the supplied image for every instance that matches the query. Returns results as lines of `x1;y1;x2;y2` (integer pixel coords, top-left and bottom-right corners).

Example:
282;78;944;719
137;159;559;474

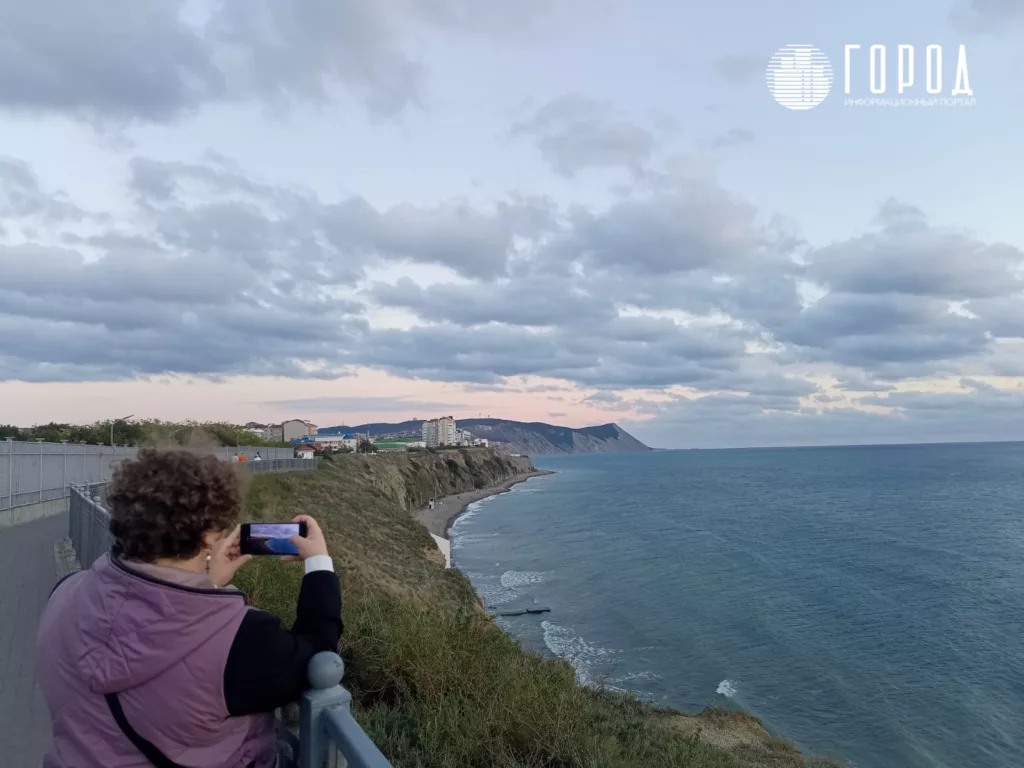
282;419;318;442
259;419;317;443
422;416;457;448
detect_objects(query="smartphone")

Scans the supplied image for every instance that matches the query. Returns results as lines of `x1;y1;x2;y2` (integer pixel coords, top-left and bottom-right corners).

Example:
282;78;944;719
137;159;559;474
240;522;308;556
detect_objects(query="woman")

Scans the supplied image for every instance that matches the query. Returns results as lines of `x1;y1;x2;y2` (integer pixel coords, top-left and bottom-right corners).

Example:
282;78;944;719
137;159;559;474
35;449;342;768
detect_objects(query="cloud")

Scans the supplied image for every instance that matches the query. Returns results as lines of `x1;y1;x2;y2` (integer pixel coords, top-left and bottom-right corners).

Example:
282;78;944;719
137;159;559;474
0;0;223;122
626;385;1024;449
2;149;1023;449
552;178;774;276
367;275;615;327
259;396;460;414
0;0;573;123
709;128;757;148
126;155;553;282
834;372;897;392
511;94;656;177
951;0;1024;31
0;157;87;221
767;200;1024;377
807;200;1023;300
712;54;765;83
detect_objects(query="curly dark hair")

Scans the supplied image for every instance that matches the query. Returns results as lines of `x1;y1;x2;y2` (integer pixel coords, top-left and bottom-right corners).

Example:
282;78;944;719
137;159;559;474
107;449;245;562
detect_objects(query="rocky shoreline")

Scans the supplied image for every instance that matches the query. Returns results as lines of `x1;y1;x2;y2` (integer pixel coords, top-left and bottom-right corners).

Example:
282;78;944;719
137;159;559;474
414;469;554;539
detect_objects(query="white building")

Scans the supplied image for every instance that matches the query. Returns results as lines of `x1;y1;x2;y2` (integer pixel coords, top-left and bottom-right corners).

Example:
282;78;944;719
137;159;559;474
282;419;317;442
262;424;284;442
422;417;458;448
315;433;362;451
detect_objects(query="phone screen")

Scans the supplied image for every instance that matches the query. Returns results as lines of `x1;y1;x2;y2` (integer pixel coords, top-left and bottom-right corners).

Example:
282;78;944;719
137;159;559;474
241;522;305;556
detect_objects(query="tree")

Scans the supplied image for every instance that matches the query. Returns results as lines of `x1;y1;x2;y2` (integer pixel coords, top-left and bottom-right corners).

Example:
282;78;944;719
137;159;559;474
357;438;377;454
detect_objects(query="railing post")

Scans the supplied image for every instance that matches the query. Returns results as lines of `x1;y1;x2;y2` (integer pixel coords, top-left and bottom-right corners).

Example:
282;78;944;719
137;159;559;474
62;441;68;502
5;438;12;510
37;439;44;503
299;653;347;768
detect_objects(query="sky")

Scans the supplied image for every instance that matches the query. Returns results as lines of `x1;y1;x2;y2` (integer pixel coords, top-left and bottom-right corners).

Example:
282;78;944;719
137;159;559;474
1;0;1023;449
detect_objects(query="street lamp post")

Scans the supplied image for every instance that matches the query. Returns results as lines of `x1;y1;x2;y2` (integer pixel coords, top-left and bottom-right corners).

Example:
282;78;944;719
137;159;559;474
111;414;134;447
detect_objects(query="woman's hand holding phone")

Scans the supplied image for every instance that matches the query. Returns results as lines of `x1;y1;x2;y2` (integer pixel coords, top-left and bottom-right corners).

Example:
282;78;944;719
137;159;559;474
209;525;253;588
280;514;329;562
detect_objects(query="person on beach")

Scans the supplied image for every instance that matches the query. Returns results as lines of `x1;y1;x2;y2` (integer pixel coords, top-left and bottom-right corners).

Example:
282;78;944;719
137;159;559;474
35;449;342;768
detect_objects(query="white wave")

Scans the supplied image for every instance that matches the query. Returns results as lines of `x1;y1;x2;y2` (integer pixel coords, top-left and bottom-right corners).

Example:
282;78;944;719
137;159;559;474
611;670;662;684
477;584;520;606
451;533;493;547
541;620;620;687
500;570;546;589
716;679;739;698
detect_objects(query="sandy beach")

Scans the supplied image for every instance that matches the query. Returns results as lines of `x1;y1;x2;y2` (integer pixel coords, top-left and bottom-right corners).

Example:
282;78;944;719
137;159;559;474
415;469;553;539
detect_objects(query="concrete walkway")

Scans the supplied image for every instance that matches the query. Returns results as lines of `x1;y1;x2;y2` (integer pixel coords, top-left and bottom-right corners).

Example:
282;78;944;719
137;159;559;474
0;514;66;767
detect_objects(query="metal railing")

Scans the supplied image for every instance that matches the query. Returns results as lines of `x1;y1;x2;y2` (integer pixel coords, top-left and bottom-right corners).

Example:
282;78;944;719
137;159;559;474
1;439;301;512
67;484;390;767
243;458;320;474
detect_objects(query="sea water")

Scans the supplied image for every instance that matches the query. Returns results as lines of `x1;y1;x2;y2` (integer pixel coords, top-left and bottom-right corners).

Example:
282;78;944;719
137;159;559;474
450;443;1024;768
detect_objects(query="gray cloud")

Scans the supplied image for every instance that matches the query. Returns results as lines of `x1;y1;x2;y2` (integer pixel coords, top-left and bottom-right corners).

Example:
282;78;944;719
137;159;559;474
0;157;87;222
834;372;897;392
951;0;1024;31
367;275;615;327
807;200;1024;300
0;0;572;122
777;292;990;369
348;316;754;390
259;396;461;414
712;54;765;83
709;128;757;148
765;201;1024;379
511;94;656;177
125;156;553;281
3;151;1023;447
553;181;770;275
626;385;1024;449
0;0;223;122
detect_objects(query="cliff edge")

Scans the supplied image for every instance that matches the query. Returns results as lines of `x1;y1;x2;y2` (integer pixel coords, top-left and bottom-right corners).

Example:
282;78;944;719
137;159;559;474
236;450;842;768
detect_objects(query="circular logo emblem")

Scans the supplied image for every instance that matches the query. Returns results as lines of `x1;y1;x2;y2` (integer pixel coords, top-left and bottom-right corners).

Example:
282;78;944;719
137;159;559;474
766;44;833;110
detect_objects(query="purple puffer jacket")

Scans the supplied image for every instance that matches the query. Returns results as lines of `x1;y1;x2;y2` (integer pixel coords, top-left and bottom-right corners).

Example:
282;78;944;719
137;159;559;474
35;554;277;768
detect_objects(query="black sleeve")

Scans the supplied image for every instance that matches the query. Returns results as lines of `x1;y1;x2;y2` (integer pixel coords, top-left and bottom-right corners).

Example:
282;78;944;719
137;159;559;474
223;570;343;716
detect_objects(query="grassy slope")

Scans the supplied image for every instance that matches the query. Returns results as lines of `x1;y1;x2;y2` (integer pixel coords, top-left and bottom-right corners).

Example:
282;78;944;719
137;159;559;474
235;451;843;768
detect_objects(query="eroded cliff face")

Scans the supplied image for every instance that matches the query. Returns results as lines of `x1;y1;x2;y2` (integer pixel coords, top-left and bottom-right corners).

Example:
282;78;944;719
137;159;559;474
350;448;534;512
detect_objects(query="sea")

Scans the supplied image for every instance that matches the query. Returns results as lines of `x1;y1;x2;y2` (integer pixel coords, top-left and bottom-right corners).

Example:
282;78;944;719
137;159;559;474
450;443;1024;768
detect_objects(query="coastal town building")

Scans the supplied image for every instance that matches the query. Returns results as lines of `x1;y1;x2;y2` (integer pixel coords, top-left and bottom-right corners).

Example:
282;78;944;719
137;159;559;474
422;417;457;447
295;444;317;459
314;432;363;451
262;424;284;442
257;419;317;443
282;419;318;442
455;428;487;447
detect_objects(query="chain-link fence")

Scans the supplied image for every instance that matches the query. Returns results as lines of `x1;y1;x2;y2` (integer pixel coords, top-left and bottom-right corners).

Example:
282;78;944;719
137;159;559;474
0;440;297;512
